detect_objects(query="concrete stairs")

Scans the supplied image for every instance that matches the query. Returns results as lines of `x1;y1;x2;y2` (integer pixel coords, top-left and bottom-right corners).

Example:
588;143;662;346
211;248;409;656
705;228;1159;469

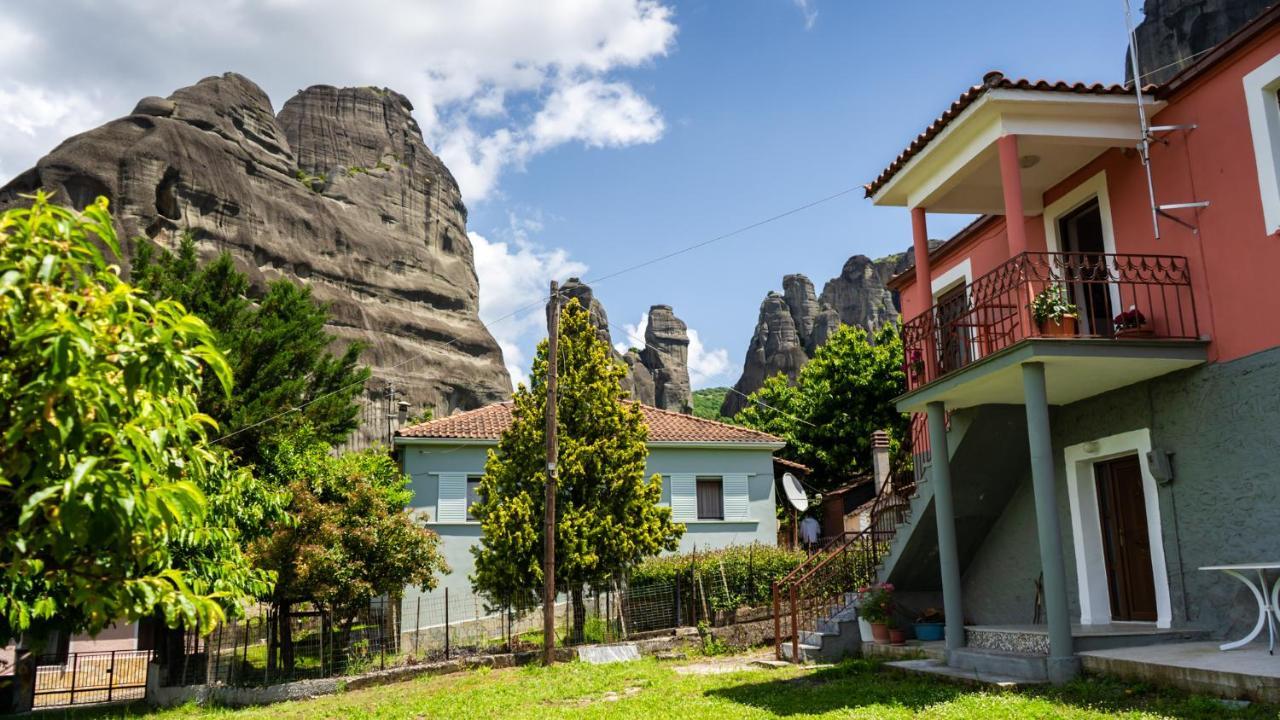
780;595;862;663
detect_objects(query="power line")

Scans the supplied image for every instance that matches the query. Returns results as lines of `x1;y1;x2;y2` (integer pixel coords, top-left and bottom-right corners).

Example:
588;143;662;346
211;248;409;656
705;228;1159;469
580;185;862;288
207;181;861;447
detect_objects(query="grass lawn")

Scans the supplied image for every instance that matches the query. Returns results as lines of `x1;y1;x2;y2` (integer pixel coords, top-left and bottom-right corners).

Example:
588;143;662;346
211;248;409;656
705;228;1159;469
52;653;1277;719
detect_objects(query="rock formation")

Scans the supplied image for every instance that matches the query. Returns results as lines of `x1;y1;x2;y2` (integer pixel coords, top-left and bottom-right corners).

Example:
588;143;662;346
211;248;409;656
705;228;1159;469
1129;0;1271;84
552;278;692;413
720;249;913;418
0;73;512;445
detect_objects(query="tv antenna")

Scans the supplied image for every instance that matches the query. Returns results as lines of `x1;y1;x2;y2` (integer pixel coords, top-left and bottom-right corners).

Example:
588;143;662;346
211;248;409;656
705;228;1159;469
1124;0;1209;239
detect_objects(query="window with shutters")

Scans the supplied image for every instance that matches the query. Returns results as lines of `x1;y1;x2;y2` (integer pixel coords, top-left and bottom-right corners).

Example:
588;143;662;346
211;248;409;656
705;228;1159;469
696;476;724;520
465;475;483;521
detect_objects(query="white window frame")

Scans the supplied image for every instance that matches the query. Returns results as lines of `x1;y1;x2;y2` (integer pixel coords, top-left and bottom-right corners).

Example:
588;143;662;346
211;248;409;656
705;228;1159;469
1063;428;1172;628
1244;54;1280;235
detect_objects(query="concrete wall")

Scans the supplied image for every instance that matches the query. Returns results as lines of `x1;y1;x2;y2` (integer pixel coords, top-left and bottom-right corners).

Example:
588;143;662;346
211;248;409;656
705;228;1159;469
398;441;778;621
960;346;1280;638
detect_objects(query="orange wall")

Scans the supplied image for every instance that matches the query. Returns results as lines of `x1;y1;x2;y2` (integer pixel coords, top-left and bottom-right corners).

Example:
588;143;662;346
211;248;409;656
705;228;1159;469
900;25;1280;363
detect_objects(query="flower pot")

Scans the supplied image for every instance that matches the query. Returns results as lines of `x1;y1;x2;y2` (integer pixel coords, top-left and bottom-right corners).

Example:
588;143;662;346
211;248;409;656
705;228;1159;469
913;622;945;642
870;622;890;645
889;628;907;645
1038;315;1078;338
1115;324;1154;339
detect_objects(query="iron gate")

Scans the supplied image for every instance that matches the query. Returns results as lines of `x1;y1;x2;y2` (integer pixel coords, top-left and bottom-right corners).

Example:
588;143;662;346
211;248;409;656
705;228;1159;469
32;650;152;708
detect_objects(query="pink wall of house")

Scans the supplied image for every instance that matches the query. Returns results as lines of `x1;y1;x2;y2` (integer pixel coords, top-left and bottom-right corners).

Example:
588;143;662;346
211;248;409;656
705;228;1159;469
897;20;1280;365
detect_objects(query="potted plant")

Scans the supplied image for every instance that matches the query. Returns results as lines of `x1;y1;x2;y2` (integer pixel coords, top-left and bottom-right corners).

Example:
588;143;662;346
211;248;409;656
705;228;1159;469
1113;306;1151;338
857;582;894;644
903;348;926;385
1030;284;1079;337
913;608;945;642
887;618;907;646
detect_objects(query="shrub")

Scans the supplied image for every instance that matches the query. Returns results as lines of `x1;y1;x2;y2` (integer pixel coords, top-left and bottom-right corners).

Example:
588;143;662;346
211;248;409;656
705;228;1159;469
630;544;805;613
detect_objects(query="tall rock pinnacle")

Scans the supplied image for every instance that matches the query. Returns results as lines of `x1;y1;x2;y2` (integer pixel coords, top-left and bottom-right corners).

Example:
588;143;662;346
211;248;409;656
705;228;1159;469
0;73;512;444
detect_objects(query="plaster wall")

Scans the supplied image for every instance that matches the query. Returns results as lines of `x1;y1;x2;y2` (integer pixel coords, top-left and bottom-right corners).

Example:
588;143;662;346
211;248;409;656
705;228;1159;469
959;346;1280;638
398;442;778;621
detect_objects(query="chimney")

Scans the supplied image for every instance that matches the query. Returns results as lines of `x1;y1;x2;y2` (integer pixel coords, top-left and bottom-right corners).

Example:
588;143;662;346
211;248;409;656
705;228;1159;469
871;430;891;495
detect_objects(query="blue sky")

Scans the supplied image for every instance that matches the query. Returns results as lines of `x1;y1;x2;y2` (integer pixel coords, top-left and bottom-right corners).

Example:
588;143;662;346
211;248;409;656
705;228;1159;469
0;0;1137;390
463;0;1135;388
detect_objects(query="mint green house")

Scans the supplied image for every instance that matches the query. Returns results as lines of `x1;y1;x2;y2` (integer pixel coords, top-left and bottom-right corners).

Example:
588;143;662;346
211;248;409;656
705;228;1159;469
391;402;784;619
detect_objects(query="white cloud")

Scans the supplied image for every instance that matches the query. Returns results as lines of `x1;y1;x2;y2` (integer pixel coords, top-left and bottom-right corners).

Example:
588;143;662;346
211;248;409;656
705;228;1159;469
687;328;731;387
792;0;818;29
615;312;731;389
470;229;588;388
0;1;677;198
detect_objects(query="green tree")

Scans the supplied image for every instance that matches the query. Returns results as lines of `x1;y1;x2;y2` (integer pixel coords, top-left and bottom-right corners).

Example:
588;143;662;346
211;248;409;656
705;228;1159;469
250;428;446;672
132;235;370;466
691;386;730;421
737;323;908;490
471;300;683;639
0;194;267;649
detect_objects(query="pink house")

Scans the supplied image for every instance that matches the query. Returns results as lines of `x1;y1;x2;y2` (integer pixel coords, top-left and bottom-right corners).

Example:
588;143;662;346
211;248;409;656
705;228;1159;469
862;6;1280;685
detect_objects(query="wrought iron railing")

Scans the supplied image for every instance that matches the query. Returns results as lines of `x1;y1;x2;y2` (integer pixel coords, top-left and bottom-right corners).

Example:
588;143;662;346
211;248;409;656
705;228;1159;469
901;251;1200;391
772;476;913;661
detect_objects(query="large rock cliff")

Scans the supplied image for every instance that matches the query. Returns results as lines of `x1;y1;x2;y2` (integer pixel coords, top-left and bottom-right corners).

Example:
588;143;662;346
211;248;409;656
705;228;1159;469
1129;0;1272;84
553;278;692;413
720;249;913;418
0;73;512;444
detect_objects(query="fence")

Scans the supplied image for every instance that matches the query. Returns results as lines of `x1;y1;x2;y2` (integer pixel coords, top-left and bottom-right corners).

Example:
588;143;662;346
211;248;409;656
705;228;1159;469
168;578;737;688
31;650;151;709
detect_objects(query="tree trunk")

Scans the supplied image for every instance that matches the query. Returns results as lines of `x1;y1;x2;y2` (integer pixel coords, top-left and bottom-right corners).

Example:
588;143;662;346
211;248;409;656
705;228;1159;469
280;602;295;675
266;606;278;677
8;647;35;714
570;586;586;644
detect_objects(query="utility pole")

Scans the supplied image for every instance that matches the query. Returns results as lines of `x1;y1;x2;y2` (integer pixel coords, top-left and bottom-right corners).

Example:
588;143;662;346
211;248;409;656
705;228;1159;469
542;280;560;666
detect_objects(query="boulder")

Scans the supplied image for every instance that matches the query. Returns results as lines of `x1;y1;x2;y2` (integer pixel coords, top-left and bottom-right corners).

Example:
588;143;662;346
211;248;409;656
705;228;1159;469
1128;0;1272;84
0;73;512;446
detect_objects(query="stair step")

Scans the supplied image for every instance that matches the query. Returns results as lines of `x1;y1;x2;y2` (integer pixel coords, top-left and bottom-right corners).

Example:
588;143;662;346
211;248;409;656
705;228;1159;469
948;648;1048;682
885;658;1044;687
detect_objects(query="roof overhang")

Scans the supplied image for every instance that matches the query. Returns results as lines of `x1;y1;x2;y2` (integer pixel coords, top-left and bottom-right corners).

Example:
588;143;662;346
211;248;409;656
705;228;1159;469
394;437;785;451
393;436;497;446
870;89;1164;214
894;338;1208;414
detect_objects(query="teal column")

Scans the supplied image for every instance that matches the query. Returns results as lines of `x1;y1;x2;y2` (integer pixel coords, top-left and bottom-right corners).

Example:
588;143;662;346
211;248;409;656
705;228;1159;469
926;401;965;653
1021;362;1079;683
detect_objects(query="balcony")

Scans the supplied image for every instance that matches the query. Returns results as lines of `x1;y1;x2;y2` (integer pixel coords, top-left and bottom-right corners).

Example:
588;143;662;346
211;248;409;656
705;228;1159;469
896;252;1208;413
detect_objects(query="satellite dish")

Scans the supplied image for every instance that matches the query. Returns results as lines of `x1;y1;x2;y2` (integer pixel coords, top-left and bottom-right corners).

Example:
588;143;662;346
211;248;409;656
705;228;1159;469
781;472;808;512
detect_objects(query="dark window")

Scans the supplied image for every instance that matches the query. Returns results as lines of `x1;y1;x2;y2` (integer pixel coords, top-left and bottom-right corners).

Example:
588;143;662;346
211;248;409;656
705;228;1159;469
696;477;724;520
466;475;483;521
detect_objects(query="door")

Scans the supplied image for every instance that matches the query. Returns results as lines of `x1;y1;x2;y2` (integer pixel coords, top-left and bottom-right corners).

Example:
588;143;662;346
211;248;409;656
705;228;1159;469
1094;455;1158;622
934;283;970;373
1058;199;1114;336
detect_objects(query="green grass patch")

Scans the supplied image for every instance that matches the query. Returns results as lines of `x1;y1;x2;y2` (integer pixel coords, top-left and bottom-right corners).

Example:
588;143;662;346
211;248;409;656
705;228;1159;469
47;654;1278;719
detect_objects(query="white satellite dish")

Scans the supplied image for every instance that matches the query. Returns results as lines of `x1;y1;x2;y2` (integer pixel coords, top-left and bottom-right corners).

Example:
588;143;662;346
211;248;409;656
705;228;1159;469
781;472;808;512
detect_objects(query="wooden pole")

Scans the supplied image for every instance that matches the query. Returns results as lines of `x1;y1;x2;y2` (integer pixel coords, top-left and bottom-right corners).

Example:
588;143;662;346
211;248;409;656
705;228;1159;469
542;280;561;666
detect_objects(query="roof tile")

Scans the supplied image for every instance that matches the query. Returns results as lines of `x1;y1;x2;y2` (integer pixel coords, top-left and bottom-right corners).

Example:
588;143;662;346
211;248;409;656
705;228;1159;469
396;401;784;445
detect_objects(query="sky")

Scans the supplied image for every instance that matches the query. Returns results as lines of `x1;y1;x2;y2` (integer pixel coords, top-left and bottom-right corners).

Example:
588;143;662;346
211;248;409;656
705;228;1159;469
0;0;1137;389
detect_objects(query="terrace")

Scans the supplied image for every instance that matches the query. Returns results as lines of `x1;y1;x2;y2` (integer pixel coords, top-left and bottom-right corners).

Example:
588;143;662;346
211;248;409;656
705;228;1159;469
894;250;1208;413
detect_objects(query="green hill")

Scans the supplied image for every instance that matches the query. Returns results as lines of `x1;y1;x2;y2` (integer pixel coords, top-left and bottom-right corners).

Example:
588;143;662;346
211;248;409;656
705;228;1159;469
691;387;731;422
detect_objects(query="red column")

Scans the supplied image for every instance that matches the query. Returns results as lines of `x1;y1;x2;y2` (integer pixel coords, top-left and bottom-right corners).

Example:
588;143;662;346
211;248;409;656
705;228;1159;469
910;207;932;317
997;134;1028;256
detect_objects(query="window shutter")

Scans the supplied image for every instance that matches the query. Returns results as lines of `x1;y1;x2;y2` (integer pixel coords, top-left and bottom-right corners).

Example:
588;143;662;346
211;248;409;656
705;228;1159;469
670;473;696;521
437;472;467;522
722;473;750;520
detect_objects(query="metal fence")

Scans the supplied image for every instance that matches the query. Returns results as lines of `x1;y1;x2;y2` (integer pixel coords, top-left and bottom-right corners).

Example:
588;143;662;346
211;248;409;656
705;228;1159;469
169;578;734;688
32;650;152;709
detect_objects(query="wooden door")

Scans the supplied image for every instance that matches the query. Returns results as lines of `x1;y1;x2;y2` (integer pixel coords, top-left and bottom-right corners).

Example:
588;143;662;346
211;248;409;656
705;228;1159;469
1059;199;1114;336
934;283;970;373
1094;456;1158;622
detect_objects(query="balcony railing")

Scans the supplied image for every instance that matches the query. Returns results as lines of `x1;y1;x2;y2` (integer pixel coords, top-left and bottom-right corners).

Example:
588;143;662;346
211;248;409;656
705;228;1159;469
901;252;1200;391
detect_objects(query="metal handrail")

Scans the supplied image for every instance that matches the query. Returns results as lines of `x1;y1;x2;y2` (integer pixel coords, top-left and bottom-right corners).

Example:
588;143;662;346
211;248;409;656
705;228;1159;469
772;474;913;661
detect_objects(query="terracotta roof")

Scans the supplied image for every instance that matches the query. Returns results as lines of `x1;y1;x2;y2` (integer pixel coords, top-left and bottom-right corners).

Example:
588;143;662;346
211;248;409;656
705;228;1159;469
773;456;813;475
396;401;784;445
864;71;1149;200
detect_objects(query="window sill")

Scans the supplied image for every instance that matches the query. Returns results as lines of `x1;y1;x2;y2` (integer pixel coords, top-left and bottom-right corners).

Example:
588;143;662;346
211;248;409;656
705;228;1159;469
682;519;760;525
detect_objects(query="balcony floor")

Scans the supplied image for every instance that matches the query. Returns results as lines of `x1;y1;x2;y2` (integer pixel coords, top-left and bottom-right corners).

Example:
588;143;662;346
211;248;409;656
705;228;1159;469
895;338;1208;414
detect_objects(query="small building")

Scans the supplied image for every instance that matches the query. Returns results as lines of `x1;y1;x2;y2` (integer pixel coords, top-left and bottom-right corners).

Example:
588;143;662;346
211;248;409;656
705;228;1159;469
392;402;785;615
